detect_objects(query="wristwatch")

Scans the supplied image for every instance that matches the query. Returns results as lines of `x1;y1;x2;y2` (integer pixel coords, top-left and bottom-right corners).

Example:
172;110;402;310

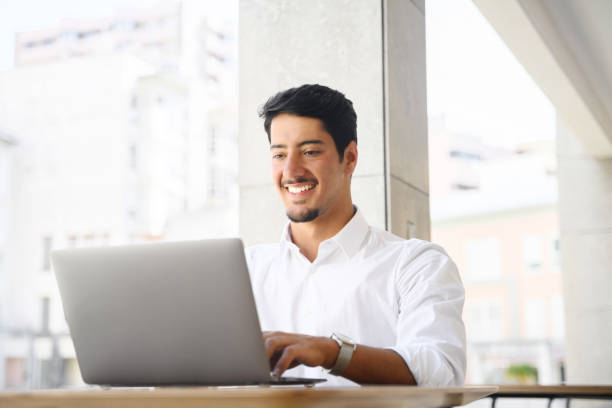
328;333;357;376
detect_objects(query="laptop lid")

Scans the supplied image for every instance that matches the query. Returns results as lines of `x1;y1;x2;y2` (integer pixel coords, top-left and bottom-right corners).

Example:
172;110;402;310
52;238;272;386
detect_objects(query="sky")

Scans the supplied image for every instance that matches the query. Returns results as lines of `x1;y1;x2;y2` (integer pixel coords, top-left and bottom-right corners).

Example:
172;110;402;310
0;0;555;149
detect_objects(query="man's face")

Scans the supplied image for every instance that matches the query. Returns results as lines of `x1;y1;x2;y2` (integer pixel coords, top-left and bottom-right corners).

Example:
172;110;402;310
270;113;356;223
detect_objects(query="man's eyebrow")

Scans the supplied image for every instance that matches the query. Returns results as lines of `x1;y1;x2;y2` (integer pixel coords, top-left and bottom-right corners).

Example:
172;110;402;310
270;140;324;150
298;140;324;147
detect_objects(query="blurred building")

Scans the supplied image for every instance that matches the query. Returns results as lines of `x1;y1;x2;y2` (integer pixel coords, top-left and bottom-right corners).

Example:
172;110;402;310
0;131;18;388
429;117;563;384
0;0;237;389
0;131;16;273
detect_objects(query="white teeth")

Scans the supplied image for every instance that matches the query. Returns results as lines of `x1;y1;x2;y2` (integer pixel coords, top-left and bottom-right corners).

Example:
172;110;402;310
287;184;315;193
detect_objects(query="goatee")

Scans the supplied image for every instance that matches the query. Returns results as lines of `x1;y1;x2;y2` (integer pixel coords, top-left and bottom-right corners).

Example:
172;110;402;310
287;208;320;223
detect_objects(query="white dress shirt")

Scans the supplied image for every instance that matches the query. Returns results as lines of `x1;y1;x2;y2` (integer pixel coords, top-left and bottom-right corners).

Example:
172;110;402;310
245;208;466;387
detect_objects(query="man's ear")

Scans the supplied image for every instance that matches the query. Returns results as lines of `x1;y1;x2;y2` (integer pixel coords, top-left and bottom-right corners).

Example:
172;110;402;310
343;141;358;175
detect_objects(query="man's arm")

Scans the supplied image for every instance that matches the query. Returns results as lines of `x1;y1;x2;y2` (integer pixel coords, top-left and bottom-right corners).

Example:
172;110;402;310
263;243;465;386
264;331;417;385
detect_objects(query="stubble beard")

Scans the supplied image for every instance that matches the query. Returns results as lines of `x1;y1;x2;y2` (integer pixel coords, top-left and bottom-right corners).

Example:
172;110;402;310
286;208;320;223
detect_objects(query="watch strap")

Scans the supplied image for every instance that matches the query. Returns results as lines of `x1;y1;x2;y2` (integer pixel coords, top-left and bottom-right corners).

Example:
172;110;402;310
329;335;356;376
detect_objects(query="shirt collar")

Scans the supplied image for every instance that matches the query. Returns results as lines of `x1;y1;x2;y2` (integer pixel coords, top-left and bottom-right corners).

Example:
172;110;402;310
279;206;370;259
279;222;295;253
330;207;369;259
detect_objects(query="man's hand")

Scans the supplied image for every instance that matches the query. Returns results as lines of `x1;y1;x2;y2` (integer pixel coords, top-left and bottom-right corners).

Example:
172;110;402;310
263;331;340;377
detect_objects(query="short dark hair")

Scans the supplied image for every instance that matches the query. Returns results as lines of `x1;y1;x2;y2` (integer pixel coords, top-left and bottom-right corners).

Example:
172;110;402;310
258;84;357;160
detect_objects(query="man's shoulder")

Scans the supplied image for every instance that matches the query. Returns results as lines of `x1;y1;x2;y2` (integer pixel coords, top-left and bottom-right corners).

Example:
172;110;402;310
367;227;458;276
367;226;447;259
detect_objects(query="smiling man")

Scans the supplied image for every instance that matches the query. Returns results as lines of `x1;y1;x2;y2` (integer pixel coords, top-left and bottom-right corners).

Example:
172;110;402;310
245;84;466;386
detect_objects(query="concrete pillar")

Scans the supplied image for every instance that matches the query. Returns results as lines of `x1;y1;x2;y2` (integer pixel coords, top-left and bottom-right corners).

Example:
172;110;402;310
238;0;429;246
385;0;431;240
0;336;5;389
557;117;612;385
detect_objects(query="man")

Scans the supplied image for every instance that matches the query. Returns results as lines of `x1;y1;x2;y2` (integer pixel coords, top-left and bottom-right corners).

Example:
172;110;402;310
245;84;465;387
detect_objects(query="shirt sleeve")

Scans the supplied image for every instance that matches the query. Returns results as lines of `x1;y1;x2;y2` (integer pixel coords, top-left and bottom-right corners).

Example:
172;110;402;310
388;241;466;387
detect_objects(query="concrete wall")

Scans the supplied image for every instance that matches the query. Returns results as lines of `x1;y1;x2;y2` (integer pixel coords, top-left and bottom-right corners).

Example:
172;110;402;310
385;0;431;240
239;0;429;246
557;118;612;385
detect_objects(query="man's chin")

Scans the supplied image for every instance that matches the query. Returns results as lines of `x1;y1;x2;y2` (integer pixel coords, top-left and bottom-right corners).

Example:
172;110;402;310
286;208;320;223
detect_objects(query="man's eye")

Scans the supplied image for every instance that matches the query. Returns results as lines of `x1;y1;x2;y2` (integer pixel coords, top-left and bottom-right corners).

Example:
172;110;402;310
304;150;320;156
272;153;285;159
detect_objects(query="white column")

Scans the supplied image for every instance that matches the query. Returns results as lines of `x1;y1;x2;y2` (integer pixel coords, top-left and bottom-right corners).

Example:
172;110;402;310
0;336;5;389
557;118;612;385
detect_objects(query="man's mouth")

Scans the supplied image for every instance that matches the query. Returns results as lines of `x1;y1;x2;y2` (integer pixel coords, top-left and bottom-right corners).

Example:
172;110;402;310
284;182;317;195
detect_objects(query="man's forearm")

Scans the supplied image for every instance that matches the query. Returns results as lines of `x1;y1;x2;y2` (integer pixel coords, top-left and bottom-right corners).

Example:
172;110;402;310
330;341;417;385
264;331;416;385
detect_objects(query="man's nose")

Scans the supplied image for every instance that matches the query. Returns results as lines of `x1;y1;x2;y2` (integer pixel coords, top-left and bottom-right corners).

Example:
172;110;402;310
283;152;305;178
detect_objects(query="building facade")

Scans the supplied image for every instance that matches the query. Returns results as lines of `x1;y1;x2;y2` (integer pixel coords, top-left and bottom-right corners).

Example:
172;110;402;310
0;0;237;389
430;118;564;384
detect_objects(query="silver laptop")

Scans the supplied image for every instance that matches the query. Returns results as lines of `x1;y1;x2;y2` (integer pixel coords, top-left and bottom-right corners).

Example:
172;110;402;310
52;238;325;386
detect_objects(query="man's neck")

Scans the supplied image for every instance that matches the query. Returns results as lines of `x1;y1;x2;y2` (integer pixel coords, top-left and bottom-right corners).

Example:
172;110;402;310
289;202;356;263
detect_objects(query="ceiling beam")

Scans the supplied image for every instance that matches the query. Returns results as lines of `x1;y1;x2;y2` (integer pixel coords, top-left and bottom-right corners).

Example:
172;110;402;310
472;0;612;157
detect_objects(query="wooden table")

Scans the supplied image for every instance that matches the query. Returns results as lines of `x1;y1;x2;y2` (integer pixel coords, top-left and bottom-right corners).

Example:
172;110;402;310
490;385;612;408
0;385;498;408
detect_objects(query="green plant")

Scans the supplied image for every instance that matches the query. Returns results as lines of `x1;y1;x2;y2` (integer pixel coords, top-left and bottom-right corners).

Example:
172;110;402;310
505;364;538;384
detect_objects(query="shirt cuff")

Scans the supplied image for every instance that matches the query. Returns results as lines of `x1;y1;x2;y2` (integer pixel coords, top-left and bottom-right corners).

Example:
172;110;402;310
387;345;462;387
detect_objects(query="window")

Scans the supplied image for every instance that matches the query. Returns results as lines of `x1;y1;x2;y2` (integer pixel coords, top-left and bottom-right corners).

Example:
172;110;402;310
550;234;560;270
40;37;56;46
77;30;100;39
82;233;95;247
468;299;504;341
60;31;77;40
5;358;26;388
524;297;547;339
449;150;482;160
129;144;138;171
551;296;565;339
451;183;478;191
208;127;217;154
464;237;502;281
521;234;542;272
41;296;51;333
42;236;52;271
208;167;216;198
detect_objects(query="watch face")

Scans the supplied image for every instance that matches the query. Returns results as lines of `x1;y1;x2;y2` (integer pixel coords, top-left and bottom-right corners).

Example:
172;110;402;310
333;332;354;345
